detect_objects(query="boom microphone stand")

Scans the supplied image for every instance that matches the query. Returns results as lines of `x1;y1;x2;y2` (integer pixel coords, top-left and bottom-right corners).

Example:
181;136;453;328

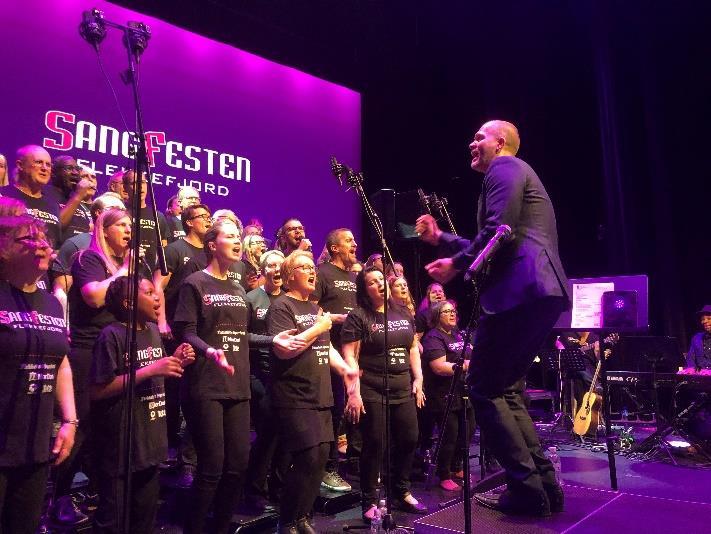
330;158;406;533
80;9;168;533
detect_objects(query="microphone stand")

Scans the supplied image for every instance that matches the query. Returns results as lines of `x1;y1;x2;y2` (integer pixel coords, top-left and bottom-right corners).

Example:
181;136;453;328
80;10;168;533
424;279;480;534
330;158;402;533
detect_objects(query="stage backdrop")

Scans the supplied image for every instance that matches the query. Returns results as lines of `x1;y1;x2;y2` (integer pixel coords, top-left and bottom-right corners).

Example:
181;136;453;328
0;0;361;249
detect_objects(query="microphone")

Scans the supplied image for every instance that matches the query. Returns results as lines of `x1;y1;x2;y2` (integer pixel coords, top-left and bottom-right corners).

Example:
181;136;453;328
79;9;107;49
330;156;350;186
464;224;512;281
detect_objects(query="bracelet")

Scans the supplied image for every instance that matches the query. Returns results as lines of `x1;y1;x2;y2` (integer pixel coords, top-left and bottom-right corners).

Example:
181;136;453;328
62;419;80;426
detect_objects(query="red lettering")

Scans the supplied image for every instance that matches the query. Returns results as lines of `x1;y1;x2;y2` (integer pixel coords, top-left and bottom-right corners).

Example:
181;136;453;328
145;131;166;167
43;110;75;151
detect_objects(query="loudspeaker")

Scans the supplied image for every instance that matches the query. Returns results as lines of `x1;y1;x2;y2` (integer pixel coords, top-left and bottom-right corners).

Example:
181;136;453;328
601;290;638;330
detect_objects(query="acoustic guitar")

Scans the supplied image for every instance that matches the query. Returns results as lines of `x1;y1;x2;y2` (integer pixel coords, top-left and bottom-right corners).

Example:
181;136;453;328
572;334;619;436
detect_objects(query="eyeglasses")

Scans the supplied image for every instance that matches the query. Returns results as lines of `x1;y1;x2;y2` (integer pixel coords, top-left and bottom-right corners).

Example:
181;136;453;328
15;235;50;248
286;225;304;233
440;309;457;316
189;213;211;221
31;160;52;169
294;264;316;273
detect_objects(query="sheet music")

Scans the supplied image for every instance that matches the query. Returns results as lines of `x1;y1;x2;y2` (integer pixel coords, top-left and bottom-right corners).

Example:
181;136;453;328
571;282;615;329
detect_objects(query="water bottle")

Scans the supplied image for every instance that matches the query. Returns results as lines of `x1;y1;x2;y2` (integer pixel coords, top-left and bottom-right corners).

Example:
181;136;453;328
370;501;382;534
548;446;562;485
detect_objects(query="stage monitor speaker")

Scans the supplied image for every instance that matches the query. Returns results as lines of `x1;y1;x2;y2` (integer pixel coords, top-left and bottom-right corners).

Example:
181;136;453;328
370;188;422;242
601;290;638;330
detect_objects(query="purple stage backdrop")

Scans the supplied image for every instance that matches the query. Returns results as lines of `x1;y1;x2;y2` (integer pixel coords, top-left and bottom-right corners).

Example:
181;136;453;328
0;0;361;249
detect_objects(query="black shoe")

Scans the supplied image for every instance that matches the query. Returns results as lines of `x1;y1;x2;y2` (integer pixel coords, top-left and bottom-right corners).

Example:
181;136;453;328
392;494;428;514
296;516;317;534
244;492;276;514
474;489;551;517
50;495;89;526
543;483;564;513
278;522;298;534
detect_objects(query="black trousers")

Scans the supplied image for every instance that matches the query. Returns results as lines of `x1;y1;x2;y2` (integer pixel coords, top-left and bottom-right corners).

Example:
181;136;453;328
54;346;96;497
0;462;49;534
428;405;476;480
184;398;250;534
359;397;419;506
467;296;567;497
280;442;330;524
326;370;346;472
93;466;160;534
245;375;289;499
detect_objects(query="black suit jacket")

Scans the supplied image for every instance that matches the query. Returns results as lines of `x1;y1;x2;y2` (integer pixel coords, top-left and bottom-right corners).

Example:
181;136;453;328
439;156;570;315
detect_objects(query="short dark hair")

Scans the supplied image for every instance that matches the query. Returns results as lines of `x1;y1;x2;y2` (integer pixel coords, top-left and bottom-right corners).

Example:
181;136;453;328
181;204;211;233
105;276;132;322
325;228;351;255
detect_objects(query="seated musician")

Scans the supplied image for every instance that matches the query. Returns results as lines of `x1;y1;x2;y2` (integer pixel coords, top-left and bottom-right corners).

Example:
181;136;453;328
556;331;599;409
679;305;711;376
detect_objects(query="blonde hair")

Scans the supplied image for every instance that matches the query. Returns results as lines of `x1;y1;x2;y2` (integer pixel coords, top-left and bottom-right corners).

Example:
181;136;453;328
81;208;130;275
389;276;416;317
259;249;285;271
280;250;314;291
243;234;265;268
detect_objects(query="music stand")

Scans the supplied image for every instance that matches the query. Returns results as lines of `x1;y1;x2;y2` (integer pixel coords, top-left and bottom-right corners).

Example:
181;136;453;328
537;349;588;433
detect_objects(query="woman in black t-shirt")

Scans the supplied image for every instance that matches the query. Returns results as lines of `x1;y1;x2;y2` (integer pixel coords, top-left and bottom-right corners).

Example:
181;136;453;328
0;215;76;533
173;220;303;534
54;208;134;522
341;266;427;520
415;282;447;336
421;300;475;491
91;276;195;534
266;250;356;533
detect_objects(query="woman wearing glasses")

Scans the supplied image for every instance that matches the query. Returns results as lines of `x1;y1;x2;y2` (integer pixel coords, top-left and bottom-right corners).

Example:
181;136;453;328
266;250;357;533
421;299;475;491
0;215;76;533
341;266;427;521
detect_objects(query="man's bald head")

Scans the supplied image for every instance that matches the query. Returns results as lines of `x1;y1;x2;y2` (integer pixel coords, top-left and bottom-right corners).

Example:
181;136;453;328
15;145;52;190
469;120;521;173
481;120;520;156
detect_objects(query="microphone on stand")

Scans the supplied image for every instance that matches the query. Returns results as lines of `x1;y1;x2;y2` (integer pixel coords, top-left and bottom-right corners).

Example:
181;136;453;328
79;9;107;49
464;224;512;282
330;156;347;186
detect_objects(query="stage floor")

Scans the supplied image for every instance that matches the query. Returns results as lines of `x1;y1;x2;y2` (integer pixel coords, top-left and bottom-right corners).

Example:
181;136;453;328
47;436;711;533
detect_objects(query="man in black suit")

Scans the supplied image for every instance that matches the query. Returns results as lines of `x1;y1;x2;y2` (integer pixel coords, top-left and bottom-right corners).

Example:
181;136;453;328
416;120;570;517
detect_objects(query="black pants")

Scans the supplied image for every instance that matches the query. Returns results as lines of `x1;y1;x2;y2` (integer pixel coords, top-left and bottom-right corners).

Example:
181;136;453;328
280;442;330;524
467;296;566;497
94;466;159;534
0;462;49;534
245;375;289;499
184;398;250;534
360;397;419;507
326;370;347;472
428;405;476;480
54;346;96;498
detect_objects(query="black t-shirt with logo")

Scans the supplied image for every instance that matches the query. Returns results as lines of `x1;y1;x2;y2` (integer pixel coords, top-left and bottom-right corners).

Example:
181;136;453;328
173;271;250;401
91;322;167;474
341;305;414;404
2;186;62;248
60;201;92;240
0;281;69;466
182;255;250;292
68;250;118;349
266;296;333;409
166;215;185;244
246;288;283;379
163;239;206;322
128;206;169;272
311;262;356;349
421;328;472;412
